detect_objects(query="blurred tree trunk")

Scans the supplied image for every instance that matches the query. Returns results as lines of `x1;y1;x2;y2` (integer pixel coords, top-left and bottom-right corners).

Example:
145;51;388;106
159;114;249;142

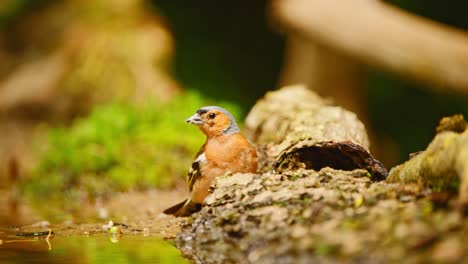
278;37;365;122
271;0;468;94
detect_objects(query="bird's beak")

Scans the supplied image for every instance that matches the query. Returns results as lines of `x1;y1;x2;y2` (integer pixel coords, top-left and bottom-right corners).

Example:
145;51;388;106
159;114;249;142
185;113;204;125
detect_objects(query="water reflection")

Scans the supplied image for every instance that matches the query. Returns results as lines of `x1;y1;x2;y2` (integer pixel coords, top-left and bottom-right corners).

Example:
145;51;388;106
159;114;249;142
0;173;187;264
0;231;187;264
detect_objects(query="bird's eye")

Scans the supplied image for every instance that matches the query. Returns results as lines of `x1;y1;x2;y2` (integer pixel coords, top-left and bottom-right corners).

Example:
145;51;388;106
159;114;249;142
209;113;216;119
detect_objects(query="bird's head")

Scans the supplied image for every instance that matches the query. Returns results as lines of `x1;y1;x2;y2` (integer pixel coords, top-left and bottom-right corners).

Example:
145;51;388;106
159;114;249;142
186;106;240;137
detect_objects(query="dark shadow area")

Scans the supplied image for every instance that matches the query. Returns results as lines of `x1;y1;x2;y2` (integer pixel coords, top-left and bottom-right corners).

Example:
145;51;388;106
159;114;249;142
153;0;285;115
280;141;388;181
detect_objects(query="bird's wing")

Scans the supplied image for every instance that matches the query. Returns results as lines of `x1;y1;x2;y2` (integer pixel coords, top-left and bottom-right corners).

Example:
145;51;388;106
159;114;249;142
187;144;206;192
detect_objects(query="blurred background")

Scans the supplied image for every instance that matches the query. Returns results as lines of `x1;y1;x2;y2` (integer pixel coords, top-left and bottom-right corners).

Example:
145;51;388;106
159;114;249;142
1;0;468;262
0;0;468;222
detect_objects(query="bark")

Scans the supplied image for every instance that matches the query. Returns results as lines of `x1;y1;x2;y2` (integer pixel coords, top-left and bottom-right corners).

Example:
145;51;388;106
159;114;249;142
177;169;468;263
387;115;468;209
244;84;387;181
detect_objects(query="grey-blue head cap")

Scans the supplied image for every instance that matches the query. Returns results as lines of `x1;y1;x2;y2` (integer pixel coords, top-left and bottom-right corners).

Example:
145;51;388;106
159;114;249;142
186;106;240;134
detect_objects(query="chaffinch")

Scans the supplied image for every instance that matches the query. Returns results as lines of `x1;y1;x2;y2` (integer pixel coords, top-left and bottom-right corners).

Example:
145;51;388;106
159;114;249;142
164;106;258;217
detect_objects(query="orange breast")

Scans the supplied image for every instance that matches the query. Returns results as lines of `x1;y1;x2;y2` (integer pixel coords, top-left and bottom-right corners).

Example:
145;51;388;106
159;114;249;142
191;133;257;203
205;134;257;172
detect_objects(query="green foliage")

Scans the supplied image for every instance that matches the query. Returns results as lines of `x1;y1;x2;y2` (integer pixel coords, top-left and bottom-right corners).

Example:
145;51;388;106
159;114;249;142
24;91;241;198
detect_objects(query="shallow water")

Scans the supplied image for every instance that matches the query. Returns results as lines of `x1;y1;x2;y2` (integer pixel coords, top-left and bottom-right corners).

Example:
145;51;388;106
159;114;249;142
0;187;188;264
0;232;187;264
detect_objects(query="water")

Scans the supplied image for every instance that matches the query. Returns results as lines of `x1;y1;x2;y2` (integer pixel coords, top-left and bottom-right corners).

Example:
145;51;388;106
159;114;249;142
0;187;188;264
0;232;187;264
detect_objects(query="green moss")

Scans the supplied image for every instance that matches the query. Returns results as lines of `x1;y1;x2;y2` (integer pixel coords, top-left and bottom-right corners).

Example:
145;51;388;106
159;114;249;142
272;201;287;207
23;90;241;198
314;241;339;256
289;175;300;181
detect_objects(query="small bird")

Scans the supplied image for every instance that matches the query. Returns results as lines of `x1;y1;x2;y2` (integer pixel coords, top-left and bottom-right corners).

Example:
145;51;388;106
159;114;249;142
163;106;258;217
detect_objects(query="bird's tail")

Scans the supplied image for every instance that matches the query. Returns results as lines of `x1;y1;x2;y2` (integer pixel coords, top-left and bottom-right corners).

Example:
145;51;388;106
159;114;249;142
163;199;202;217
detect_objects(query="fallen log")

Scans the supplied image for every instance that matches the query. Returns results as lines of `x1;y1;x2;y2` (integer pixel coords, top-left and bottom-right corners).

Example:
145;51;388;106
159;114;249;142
244;84;387;180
